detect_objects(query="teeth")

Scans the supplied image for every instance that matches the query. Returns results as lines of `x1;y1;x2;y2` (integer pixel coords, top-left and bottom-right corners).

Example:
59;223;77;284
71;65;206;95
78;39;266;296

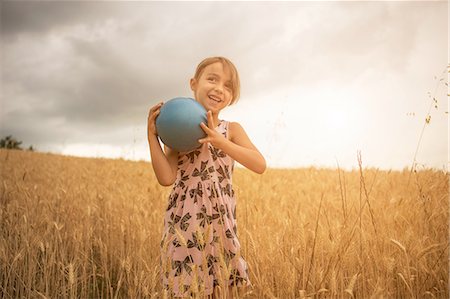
209;95;221;102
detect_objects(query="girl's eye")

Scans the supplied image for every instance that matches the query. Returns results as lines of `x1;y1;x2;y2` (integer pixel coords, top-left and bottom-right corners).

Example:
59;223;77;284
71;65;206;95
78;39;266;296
207;77;216;82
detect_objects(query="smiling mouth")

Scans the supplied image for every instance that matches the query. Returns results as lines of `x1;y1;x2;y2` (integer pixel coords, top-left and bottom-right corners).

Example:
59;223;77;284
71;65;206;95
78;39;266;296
208;95;222;103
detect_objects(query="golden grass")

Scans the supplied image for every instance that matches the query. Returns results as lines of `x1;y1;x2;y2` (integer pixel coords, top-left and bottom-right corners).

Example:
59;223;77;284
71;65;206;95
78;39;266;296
0;149;448;298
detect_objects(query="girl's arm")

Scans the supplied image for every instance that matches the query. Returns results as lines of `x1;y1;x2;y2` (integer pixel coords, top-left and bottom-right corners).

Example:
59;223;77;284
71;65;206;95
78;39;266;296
147;102;178;186
199;111;266;174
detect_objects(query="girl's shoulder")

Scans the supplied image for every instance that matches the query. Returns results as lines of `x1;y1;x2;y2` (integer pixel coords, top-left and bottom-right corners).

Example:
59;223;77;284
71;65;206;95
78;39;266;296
227;121;247;142
227;121;242;131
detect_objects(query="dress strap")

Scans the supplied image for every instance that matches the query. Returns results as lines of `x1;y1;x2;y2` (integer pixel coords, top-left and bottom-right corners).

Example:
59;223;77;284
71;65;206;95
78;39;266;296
223;120;230;139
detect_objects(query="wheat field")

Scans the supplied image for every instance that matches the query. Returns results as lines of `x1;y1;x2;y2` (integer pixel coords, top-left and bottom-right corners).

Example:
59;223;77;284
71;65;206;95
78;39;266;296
0;149;448;298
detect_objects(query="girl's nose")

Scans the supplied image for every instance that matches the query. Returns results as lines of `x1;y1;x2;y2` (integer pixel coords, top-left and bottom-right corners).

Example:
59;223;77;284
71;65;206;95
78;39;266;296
214;84;224;94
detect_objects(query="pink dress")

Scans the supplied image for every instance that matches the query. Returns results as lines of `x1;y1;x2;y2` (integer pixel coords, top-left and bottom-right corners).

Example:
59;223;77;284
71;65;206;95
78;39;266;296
160;120;250;297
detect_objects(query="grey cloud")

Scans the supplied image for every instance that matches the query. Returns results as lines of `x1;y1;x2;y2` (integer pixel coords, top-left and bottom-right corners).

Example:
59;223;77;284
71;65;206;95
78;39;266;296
1;1;446;156
1;1;129;38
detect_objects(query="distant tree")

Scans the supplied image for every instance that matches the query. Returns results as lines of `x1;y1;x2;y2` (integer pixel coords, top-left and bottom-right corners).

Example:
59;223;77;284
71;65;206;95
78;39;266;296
0;135;23;150
28;145;35;152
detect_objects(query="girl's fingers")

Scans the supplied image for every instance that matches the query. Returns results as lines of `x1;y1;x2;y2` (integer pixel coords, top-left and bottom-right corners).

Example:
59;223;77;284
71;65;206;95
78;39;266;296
149;102;163;114
208;111;215;129
200;122;212;134
148;105;162;118
153;109;160;118
148;110;160;122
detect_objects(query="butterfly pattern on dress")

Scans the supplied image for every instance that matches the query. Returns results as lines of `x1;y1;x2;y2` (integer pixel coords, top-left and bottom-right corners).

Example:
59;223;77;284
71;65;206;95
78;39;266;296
161;120;250;296
192;161;215;181
206;184;220;201
199;254;219;276
172;255;194;276
167;212;182;234
178;149;201;166
216;165;231;184
209;146;226;161
229;268;248;286
179;213;191;231
212;203;227;224
196;204;220;227
189;182;203;204
176;170;190;189
220;183;234;197
168;191;187;211
210;228;220;245
186;150;201;163
172;238;182;248
166;192;179;211
187;231;205;251
224;249;236;264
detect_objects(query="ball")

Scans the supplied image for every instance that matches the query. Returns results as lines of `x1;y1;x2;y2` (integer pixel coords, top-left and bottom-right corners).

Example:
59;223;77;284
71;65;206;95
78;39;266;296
156;97;207;152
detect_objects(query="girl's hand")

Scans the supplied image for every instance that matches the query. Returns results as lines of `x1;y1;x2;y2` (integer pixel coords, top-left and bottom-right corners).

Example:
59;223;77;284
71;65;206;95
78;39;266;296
199;111;228;149
147;102;163;139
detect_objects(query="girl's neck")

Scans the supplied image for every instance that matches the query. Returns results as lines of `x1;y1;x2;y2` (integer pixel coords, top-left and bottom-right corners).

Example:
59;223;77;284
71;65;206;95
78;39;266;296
211;112;221;128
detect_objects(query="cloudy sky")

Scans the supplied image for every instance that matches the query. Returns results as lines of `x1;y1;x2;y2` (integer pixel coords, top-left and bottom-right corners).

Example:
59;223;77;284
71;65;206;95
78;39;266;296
1;1;447;170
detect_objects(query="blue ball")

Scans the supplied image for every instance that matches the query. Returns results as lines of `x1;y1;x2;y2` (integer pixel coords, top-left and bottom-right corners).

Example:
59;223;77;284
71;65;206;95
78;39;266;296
156;97;207;152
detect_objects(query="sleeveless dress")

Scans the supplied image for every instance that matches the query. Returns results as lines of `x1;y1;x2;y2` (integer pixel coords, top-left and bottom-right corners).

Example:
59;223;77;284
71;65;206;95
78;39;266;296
160;120;250;297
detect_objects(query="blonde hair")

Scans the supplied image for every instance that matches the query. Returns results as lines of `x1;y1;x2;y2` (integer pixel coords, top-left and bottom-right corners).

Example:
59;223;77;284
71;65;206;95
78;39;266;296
193;56;240;105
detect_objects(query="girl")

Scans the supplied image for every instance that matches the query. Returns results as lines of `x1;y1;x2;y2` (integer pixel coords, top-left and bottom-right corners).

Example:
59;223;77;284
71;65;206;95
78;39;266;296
147;57;266;298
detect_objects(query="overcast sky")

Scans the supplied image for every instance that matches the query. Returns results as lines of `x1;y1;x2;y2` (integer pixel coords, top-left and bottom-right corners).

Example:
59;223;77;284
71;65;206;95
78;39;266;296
1;1;447;170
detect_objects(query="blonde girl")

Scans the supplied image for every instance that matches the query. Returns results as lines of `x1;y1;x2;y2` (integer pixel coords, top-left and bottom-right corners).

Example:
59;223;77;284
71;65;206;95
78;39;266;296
147;57;266;297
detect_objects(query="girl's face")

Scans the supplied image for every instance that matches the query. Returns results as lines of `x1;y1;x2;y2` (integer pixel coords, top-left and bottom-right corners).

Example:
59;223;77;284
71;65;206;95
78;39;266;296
190;62;233;114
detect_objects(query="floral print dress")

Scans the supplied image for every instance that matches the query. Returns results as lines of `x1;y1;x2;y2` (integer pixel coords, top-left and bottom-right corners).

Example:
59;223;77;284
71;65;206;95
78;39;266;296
160;120;250;297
